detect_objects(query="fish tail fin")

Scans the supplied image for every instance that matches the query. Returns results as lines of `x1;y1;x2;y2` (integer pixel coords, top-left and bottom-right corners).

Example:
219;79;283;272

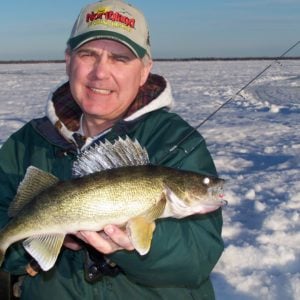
0;243;6;267
0;233;9;268
0;250;4;267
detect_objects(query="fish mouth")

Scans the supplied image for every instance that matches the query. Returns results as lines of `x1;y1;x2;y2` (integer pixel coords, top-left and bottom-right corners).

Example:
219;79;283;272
204;184;228;207
192;190;227;214
182;186;228;215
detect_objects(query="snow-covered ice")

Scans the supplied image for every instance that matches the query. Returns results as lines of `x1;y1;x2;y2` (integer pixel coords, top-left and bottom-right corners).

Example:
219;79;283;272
0;59;299;299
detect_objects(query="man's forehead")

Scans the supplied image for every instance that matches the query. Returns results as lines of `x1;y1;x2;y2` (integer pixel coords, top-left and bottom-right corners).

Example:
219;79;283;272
78;39;136;56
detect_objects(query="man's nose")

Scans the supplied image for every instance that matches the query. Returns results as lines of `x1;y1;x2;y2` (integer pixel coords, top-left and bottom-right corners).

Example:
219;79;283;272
92;54;110;79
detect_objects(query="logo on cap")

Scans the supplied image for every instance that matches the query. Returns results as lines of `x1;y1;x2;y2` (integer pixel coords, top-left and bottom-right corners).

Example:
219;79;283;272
86;6;136;31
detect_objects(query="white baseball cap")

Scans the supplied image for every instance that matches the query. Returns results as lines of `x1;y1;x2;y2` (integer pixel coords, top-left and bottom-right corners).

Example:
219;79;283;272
67;0;151;58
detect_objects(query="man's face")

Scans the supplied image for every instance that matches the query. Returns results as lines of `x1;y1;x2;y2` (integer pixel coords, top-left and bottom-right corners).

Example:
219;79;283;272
65;39;152;123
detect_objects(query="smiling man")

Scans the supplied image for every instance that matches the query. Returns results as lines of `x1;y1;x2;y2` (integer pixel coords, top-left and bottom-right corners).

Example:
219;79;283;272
65;39;152;137
0;1;224;299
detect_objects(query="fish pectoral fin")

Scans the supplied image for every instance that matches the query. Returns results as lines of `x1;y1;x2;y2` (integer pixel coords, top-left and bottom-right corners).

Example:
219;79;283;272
23;233;65;271
127;217;156;256
8;166;59;217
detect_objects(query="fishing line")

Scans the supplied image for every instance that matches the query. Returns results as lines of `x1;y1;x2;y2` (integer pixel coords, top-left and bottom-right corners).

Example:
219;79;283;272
159;40;300;162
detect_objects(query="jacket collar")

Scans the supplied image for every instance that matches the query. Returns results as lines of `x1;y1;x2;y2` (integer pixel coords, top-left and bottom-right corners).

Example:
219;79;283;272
46;73;174;148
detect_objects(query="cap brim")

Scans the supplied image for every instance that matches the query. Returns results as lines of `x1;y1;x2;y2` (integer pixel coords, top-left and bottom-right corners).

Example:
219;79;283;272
68;30;147;58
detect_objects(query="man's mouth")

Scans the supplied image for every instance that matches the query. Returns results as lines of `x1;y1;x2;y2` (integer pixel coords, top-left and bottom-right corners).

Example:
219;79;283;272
90;88;112;95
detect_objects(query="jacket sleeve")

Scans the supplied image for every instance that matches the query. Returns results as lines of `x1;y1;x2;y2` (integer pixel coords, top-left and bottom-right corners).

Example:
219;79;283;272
0;121;67;275
0;129;32;275
110;111;224;287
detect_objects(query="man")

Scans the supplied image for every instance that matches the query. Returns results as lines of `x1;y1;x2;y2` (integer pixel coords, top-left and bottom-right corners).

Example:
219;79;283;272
0;0;224;299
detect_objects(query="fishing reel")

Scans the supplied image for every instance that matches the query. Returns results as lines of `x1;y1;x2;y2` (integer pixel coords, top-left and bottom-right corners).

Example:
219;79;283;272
84;244;123;283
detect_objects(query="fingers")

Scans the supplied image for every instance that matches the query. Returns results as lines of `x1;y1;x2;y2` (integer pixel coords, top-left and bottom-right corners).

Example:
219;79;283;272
75;225;134;254
77;231;120;254
63;235;82;251
104;225;134;251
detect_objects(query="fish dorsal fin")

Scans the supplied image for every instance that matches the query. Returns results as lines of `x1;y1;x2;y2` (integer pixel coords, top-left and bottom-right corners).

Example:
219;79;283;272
8;166;59;217
23;233;65;271
73;136;150;177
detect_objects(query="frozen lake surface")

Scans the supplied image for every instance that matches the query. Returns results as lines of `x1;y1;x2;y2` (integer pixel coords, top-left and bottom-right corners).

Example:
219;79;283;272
0;60;299;299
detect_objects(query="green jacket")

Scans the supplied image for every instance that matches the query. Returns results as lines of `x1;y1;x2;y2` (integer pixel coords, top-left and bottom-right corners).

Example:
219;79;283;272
0;74;223;299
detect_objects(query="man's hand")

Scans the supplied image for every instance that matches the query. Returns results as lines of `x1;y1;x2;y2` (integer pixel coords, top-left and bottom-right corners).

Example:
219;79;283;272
63;235;83;250
73;225;134;254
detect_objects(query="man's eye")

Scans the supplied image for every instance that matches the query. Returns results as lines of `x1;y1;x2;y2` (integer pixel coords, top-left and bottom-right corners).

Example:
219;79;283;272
80;52;92;57
112;55;130;62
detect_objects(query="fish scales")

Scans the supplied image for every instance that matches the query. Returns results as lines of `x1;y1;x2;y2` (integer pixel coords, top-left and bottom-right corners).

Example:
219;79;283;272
4;166;165;238
0;137;226;271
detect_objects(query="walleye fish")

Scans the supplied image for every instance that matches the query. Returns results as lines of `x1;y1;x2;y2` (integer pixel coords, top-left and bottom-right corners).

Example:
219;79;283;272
0;137;226;272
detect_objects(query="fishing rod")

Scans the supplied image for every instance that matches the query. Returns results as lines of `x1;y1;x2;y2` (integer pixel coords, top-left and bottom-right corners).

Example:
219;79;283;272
160;40;300;161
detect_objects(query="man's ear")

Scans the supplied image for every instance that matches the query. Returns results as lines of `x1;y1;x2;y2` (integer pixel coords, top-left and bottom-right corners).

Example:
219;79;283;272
65;49;71;76
140;59;153;87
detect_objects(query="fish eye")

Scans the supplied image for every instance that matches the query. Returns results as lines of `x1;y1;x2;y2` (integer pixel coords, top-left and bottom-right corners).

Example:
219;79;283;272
203;177;210;185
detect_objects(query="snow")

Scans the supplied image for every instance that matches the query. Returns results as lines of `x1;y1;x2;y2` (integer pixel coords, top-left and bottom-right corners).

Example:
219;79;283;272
0;59;299;299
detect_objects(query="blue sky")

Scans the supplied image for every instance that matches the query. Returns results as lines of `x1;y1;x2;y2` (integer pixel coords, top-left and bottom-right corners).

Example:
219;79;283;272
0;0;299;60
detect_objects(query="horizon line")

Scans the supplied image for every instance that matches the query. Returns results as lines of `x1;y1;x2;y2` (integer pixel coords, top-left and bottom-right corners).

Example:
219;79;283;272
0;56;300;64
